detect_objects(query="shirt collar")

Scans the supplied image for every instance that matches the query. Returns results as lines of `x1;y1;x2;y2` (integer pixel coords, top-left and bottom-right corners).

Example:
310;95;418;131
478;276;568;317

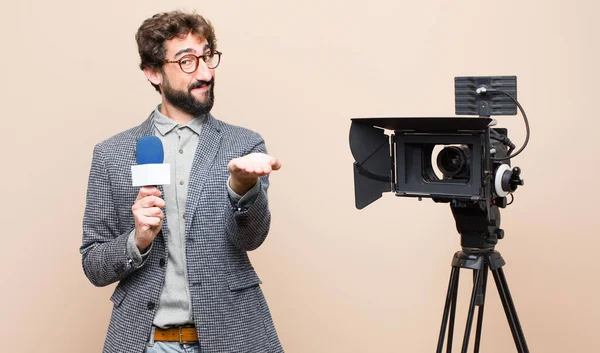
153;105;206;136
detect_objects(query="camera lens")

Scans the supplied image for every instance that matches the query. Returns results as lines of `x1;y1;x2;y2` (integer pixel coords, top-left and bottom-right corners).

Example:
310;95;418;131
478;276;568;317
437;145;470;178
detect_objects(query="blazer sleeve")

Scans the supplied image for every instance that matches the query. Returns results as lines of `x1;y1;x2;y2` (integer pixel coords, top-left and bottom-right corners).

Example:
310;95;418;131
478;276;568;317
224;138;272;251
80;143;146;287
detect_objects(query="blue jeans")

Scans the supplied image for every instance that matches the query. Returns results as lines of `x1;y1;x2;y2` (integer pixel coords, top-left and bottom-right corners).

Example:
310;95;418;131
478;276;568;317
144;342;200;353
145;327;201;353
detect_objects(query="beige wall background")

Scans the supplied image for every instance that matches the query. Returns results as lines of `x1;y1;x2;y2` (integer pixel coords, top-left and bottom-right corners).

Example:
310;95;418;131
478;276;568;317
1;0;598;352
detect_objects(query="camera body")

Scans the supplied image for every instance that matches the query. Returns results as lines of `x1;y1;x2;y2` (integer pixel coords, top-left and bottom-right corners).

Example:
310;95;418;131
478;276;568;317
350;117;513;204
350;117;519;248
349;76;524;249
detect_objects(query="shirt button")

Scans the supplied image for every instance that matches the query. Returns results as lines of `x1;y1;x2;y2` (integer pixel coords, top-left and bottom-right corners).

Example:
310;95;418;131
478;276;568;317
159;258;166;267
182;212;186;220
147;302;155;310
179;149;184;154
180;180;184;185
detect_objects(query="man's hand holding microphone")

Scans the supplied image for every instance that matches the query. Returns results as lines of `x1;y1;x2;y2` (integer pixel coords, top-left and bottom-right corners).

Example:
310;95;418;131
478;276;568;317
132;187;166;252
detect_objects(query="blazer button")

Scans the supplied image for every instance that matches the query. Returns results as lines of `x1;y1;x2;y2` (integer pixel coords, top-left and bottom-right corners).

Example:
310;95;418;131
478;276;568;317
159;258;166;268
147;302;155;311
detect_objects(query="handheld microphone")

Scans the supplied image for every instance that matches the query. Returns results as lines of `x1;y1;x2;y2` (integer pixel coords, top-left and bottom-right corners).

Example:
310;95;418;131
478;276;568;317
131;136;171;186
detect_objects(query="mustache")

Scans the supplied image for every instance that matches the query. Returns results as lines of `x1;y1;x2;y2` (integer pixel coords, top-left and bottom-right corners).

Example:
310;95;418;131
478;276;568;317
189;79;214;91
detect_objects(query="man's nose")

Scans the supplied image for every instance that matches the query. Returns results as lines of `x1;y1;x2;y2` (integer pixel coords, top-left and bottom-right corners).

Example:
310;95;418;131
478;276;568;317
194;61;213;82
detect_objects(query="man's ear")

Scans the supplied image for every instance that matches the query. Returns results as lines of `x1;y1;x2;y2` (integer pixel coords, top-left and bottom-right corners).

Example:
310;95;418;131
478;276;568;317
143;67;163;87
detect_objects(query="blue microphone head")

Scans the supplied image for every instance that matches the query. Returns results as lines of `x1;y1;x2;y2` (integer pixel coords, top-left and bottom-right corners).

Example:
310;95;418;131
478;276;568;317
136;136;164;164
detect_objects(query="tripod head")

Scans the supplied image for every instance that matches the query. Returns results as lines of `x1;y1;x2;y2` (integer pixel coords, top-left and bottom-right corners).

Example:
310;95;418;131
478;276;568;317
449;198;510;252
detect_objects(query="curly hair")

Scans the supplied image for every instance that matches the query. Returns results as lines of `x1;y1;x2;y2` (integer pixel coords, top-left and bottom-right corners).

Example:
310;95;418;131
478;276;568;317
135;11;218;92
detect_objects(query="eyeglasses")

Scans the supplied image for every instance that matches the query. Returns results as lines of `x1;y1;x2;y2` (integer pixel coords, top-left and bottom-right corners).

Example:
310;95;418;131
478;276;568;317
165;50;222;73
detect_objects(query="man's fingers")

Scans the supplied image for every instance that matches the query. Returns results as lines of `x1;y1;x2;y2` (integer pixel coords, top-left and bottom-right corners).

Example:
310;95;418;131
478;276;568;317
138;207;163;218
235;163;274;175
136;186;161;201
229;154;281;177
139;196;166;208
139;186;161;197
270;158;281;170
155;197;166;208
228;159;246;173
141;216;162;227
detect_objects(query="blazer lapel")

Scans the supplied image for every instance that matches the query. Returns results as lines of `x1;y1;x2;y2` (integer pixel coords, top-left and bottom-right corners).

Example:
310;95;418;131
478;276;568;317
185;114;223;233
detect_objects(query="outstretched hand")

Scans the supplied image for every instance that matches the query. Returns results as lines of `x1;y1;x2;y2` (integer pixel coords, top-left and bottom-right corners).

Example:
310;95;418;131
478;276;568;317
228;153;281;195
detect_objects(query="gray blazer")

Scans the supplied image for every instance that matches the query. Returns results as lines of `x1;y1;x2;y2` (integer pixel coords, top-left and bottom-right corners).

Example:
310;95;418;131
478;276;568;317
80;112;284;353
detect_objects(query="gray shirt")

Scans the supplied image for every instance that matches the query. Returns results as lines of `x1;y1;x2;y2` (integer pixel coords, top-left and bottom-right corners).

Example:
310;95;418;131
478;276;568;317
126;106;260;328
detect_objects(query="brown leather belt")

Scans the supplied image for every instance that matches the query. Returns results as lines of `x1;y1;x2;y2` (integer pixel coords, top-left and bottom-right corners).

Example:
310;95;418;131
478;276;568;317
154;326;199;344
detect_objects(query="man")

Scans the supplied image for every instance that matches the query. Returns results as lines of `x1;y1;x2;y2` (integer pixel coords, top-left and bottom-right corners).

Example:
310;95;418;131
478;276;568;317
80;11;284;353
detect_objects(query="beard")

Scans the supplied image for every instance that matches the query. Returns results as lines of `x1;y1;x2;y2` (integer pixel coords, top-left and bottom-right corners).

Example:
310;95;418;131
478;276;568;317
161;76;215;117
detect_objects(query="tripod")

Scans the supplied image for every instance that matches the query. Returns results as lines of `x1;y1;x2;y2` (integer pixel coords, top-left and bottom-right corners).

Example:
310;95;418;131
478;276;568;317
436;249;530;353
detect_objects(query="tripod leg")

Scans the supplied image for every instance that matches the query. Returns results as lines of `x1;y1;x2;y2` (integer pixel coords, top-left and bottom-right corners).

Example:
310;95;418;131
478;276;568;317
446;268;460;353
437;266;460;353
492;267;530;353
460;269;482;353
473;263;489;353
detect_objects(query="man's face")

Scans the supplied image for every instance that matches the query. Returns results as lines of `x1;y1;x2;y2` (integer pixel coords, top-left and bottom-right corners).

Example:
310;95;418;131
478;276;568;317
160;33;216;116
